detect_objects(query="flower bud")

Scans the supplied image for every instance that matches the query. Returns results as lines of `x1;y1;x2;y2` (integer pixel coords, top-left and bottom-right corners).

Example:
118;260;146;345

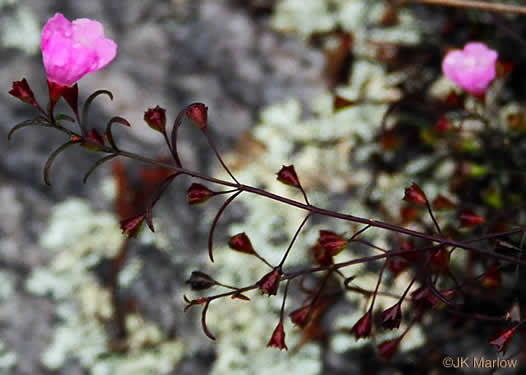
432;195;455;210
482;264;501;288
257;269;281;296
459;210;485;227
318;230;348;256
381;303;402;330
378;338;401;361
289;305;312;328
312;243;333;266
276;165;301;188
403;183;427;205
489;326;517;355
388;256;408;277
229;232;256;255
186;103;208;130
431;247;450;274
267;321;288;350
187;183;215;205
435;116;453;133
144;105;166;133
351;311;372;340
120;214;145;238
186;271;217;290
9;79;38;107
82;129;105;151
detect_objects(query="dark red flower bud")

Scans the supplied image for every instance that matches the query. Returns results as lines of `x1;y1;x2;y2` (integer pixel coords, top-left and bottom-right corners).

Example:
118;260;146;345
229;232;256;255
267;321;288;350
289;305;312;328
482;264;501;288
9;79;38;107
489;326;518;355
86;128;105;146
186;103;208;130
436;116;452;133
276;165;301;188
120;214;145;238
232;293;250;301
312;243;333;266
403;183;427;205
445;91;462;107
381;303;402;330
318;230;348;256
351;311;372;340
388;256;408;277
257;269;281;296
459;210;485;227
431;247;450;274
186;271;217;290
144;105;167;133
400;206;420;223
412;287;455;309
432;195;455;210
399;239;419;263
187;183;215;205
378;337;401;361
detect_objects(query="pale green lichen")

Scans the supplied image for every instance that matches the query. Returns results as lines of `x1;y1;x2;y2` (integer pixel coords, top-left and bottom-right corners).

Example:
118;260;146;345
199;2;435;369
1;4;40;54
0;339;17;374
0;271;14;301
27;199;185;374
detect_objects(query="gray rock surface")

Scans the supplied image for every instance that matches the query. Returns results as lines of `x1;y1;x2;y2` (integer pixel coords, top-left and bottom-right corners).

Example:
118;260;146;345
1;1;325;374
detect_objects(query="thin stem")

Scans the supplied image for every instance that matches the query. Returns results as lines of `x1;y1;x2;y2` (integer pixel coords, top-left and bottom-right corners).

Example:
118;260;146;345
299;185;310;206
208;190;243;262
204;130;240;185
278;213;313;269
425;199;442;235
368;260;388;312
349;224;372;242
280;280;290;321
111;148;526;267
405;0;526;15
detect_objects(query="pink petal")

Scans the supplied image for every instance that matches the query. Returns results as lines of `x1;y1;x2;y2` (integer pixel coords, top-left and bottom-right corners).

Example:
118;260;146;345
92;38;118;71
72;18;104;47
41;13;117;86
441;42;498;95
41;13;72;50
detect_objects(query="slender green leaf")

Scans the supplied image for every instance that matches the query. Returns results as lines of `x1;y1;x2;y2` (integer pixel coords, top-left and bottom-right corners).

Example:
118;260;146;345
8;116;51;140
82;90;113;127
105;116;131;151
83;154;118;184
43;140;80;186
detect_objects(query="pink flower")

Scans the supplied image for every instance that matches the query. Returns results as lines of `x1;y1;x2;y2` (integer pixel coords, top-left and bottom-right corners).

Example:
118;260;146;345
41;13;117;87
442;42;498;96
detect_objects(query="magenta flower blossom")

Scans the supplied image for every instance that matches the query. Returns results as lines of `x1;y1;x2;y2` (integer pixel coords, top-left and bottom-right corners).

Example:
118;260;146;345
442;42;498;96
41;13;117;87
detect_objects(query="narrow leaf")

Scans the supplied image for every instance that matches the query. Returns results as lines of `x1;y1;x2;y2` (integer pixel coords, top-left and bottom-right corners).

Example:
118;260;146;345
83;154;119;184
208;190;242;262
82;90;113;128
105;116;131;151
8;116;51;140
169;107;187;167
144;172;179;232
44;140;80;185
201;301;216;340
